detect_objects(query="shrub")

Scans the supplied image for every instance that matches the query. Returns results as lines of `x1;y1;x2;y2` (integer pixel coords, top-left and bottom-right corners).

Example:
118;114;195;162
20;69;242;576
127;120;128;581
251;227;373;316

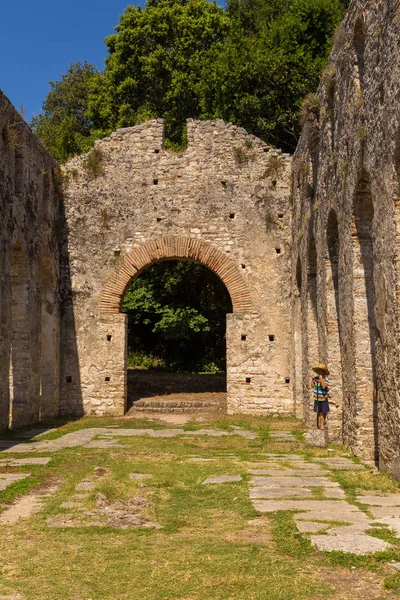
233;146;248;166
263;154;285;180
2;121;23;149
83;146;105;180
321;64;337;101
300;93;321;151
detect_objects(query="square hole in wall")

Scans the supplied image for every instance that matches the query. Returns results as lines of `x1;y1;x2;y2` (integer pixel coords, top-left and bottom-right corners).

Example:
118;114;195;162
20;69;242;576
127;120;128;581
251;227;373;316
114;250;121;257
269;335;275;342
66;376;72;384
153;179;159;185
105;377;110;382
229;213;235;219
278;213;284;219
156;217;162;222
241;264;246;269
107;335;112;342
154;149;160;154
241;334;247;341
275;248;281;255
285;377;290;384
246;377;251;384
221;181;227;189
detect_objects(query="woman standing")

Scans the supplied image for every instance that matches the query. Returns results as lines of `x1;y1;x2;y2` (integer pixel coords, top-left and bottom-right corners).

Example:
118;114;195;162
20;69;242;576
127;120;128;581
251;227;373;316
312;363;330;430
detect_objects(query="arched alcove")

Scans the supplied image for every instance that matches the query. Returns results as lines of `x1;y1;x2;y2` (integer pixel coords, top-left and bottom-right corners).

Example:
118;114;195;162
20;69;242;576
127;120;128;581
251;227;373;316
306;233;319;425
38;255;59;420
293;256;303;418
393;133;400;321
352;172;377;459
9;244;31;427
326;210;343;440
353;16;366;89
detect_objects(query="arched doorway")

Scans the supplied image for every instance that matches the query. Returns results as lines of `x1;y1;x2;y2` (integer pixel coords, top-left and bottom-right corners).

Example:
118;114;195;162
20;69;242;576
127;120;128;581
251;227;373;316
122;260;232;411
100;237;253;414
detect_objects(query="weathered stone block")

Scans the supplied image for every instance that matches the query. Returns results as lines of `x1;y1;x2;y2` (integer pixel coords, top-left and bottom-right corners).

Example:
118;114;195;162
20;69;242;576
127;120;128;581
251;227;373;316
305;428;329;448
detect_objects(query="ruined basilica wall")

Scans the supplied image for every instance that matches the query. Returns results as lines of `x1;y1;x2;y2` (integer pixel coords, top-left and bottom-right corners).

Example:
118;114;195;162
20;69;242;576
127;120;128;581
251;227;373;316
0;90;61;429
292;0;400;469
61;119;293;416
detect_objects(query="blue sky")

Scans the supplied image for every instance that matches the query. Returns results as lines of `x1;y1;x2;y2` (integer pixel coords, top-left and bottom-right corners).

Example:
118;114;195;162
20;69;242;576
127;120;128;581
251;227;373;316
0;1;144;122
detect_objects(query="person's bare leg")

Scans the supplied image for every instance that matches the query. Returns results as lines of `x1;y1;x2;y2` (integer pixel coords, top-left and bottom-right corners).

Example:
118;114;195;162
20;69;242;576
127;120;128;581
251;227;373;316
320;413;326;430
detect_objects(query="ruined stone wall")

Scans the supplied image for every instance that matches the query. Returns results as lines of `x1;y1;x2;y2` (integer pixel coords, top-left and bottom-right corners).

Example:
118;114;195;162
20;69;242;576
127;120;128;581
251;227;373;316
0;90;61;429
61;119;293;416
292;0;400;470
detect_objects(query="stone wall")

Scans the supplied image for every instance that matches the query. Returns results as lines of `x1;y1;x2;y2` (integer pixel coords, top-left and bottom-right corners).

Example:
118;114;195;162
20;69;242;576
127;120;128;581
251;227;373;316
0;90;61;428
61;119;293;416
291;0;400;470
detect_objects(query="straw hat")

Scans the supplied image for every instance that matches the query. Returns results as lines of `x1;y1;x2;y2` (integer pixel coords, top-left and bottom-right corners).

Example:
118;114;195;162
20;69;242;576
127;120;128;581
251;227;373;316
312;363;330;375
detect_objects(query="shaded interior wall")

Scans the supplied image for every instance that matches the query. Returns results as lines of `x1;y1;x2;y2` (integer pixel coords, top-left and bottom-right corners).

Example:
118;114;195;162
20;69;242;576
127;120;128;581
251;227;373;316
291;0;400;469
61;119;293;416
0;89;62;428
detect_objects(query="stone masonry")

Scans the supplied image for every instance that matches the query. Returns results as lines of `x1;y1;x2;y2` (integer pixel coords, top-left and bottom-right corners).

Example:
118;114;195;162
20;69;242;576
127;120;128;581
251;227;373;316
0;90;61;430
291;0;400;473
61;119;293;416
2;0;400;478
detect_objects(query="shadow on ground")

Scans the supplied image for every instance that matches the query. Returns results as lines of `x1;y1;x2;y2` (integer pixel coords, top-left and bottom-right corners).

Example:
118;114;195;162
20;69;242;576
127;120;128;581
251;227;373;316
127;370;226;413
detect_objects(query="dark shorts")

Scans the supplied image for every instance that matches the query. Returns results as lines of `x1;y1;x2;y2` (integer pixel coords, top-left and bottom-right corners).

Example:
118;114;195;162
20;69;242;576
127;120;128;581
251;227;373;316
314;399;330;413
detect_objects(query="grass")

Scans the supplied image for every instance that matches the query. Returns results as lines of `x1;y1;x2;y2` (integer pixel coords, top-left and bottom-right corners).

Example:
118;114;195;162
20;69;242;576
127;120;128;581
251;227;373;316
332;469;400;496
0;414;398;599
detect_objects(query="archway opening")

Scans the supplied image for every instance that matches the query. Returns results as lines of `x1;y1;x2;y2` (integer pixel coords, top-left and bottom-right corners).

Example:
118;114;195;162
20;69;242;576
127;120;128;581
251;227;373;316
306;233;319;425
326;210;343;440
39;256;59;421
122;260;233;412
353;16;365;89
352;172;377;459
293;256;303;418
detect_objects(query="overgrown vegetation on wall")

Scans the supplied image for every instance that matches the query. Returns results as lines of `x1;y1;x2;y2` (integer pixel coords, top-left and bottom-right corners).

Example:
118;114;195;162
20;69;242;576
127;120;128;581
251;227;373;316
32;0;349;161
122;260;232;373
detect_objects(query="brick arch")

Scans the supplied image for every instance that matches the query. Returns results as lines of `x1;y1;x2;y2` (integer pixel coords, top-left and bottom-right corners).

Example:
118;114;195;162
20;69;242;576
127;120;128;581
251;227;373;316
100;237;253;314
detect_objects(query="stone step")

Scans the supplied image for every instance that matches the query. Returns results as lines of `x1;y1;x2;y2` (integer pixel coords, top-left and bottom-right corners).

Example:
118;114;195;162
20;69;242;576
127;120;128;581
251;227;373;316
133;399;216;408
131;405;219;413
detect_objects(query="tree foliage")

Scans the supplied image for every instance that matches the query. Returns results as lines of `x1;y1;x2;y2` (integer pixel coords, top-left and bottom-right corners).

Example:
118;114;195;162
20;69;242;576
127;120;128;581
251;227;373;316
122;261;232;372
31;62;102;163
32;0;349;160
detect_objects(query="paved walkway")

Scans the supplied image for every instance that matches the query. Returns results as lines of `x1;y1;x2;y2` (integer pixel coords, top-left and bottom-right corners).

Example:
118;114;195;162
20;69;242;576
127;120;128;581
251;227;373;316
248;453;399;554
1;427;400;554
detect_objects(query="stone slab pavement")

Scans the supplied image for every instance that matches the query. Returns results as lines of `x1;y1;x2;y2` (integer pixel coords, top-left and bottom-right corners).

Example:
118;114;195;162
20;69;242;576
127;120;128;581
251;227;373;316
248;455;394;554
202;475;242;485
0;427;262;454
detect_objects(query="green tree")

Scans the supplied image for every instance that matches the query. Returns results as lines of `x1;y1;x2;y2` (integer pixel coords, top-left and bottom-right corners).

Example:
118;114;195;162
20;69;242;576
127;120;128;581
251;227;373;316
202;0;347;150
88;0;230;147
33;0;349;159
122;261;232;372
31;62;102;162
